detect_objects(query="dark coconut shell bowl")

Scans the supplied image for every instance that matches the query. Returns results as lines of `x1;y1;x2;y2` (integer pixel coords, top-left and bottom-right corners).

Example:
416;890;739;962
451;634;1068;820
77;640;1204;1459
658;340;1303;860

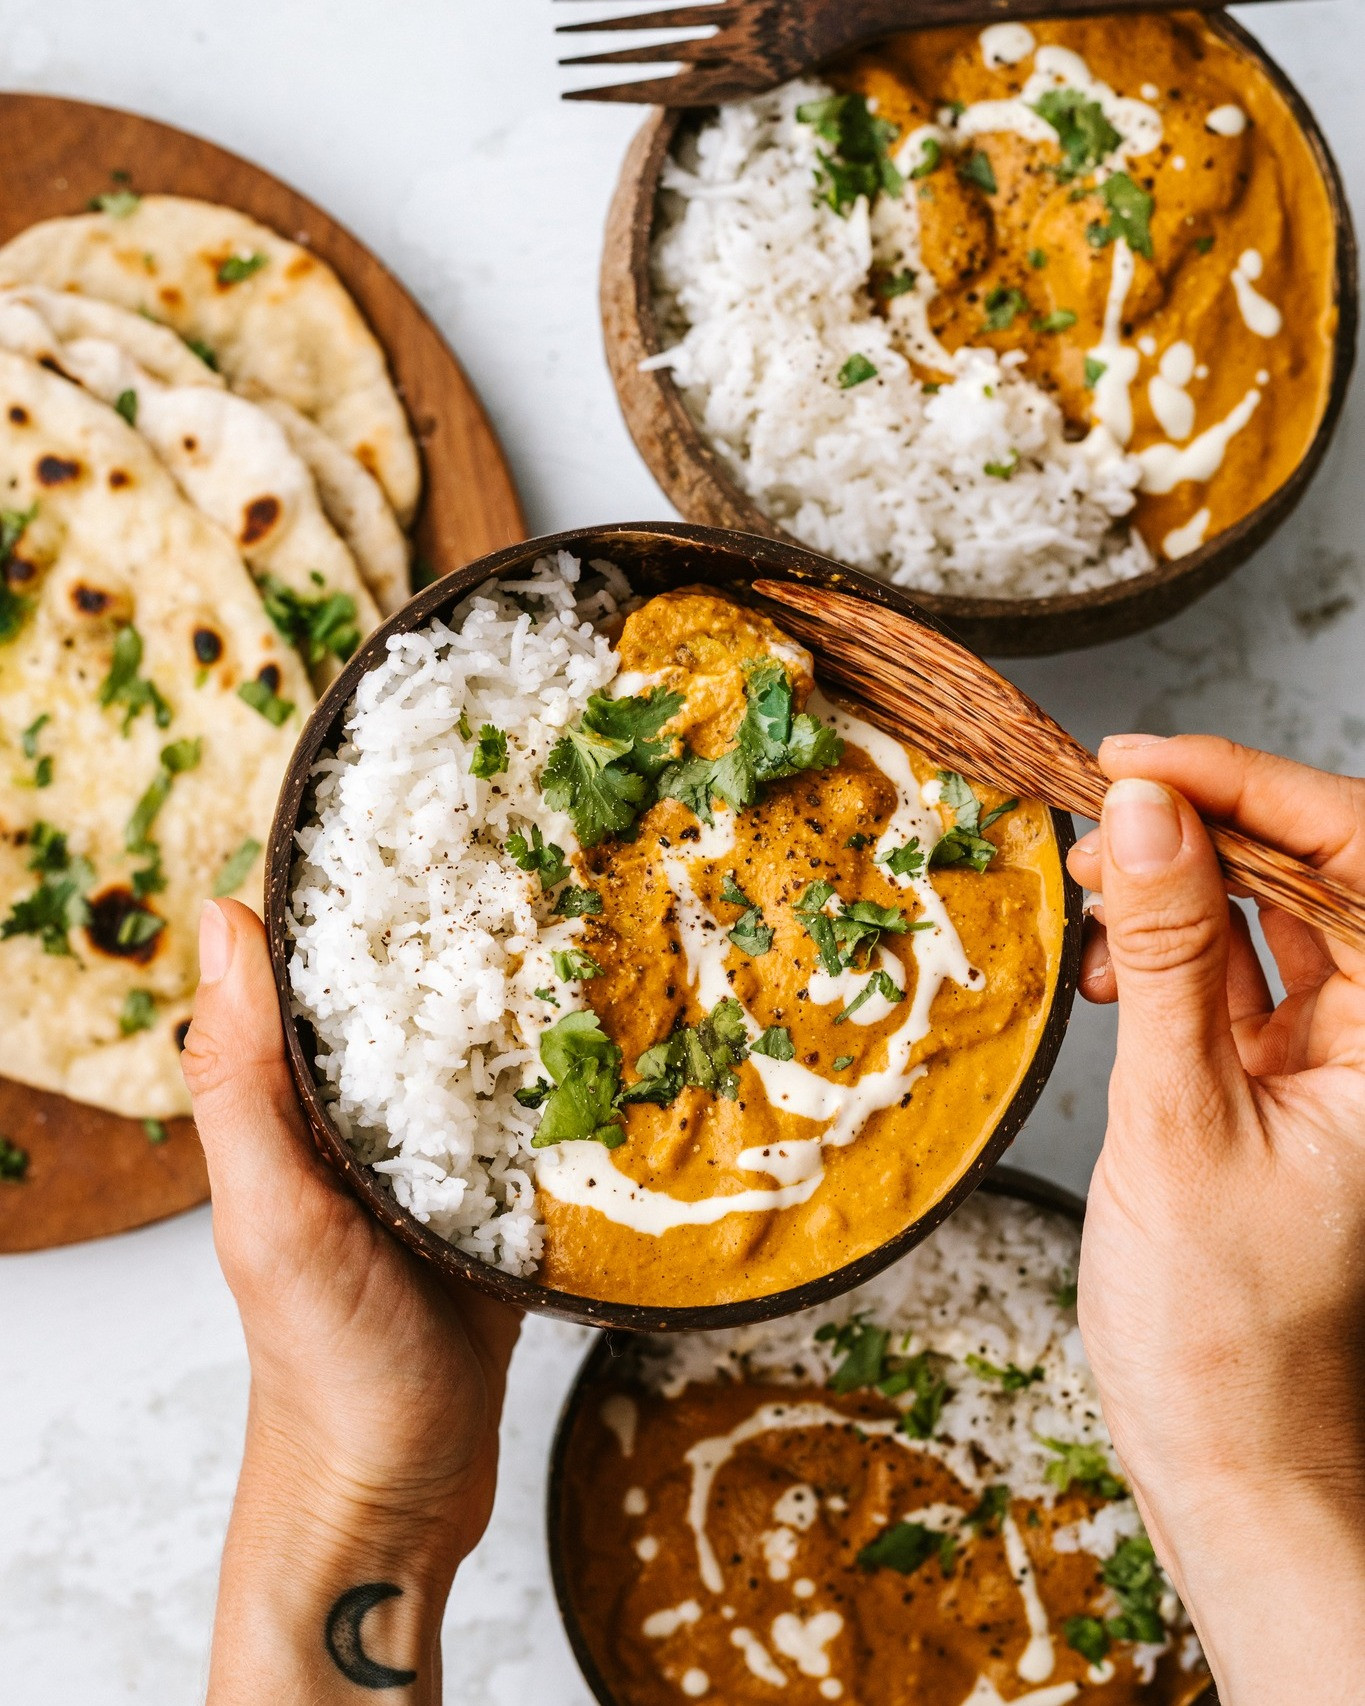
546;1164;1220;1706
266;523;1082;1331
600;13;1358;657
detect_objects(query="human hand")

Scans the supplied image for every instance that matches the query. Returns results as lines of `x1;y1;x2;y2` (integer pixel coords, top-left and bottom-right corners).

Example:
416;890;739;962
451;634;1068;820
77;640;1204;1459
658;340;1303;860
1067;736;1365;1705
183;899;521;1705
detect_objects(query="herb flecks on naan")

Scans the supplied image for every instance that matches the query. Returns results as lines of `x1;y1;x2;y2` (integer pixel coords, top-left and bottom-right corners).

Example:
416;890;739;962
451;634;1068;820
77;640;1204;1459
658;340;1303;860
0;350;311;1119
0;194;420;525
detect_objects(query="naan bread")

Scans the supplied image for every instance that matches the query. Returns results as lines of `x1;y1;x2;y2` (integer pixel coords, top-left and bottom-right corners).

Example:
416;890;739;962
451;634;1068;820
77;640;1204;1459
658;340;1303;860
0;291;381;684
0;195;421;525
0;287;409;613
0;351;313;1119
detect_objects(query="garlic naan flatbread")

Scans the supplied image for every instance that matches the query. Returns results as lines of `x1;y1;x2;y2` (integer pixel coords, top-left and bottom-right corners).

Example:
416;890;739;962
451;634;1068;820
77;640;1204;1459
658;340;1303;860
0;351;312;1119
0;195;420;524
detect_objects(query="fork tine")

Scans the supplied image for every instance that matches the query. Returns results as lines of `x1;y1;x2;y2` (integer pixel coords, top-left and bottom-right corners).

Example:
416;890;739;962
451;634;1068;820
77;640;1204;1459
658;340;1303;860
561;68;717;103
559;36;720;67
555;4;733;33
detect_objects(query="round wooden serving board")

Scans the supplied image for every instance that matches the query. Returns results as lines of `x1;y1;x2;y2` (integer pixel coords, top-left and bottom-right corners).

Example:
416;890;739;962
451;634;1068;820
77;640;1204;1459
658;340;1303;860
0;92;526;1253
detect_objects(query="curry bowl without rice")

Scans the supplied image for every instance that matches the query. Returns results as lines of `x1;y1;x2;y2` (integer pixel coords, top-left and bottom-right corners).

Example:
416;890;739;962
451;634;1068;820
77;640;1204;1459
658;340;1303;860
267;524;1081;1330
602;10;1357;656
548;1169;1216;1706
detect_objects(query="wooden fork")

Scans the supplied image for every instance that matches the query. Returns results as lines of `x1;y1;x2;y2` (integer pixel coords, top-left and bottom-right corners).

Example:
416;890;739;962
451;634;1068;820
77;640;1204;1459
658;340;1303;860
750;579;1365;952
558;0;1294;106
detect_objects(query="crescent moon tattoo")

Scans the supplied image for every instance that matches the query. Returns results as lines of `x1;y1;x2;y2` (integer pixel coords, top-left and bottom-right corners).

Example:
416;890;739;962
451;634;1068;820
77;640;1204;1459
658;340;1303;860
324;1582;419;1690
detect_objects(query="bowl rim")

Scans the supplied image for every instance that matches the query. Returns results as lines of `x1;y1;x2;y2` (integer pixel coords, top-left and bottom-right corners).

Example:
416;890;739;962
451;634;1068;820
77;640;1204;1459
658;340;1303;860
543;1165;1164;1706
265;521;1083;1333
598;11;1359;656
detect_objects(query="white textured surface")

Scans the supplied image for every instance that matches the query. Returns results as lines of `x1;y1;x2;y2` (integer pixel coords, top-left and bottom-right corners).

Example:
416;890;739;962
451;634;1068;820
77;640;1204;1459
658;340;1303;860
0;2;1361;1699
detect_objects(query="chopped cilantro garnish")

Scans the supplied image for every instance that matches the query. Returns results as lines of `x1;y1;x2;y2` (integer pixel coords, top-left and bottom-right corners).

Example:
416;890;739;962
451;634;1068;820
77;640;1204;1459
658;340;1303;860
835;967;904;1024
1084;355;1108;389
553;885;602;918
21;713;49;760
542;686;683;847
750;1025;794;1061
1194;234;1214;255
217;252;268;285
1029;246;1048;268
1;822;94;955
1102;1535;1166;1643
514;1079;552;1109
143;1118;168;1145
719;873;753;908
119;988;157;1035
876;267;917;298
534;986;559;1005
831;1054;854;1071
0;1134;29;1181
184;335;219;371
470;723;509;780
101;626;172;733
815;1320;948;1437
818;1317;889;1393
126;738;201;856
965;1353;1044;1391
857;1521;954;1577
838;353;878;389
260;576;360;667
1033;308;1078;333
621;997;751;1107
966;1484;1010;1535
876;837;924;878
506;824;570;888
0;505;38;645
984;451;1020;480
930;772;1016;872
552;947;603;982
957;149;997;194
720;875;774;957
1085;171;1155;260
456;709;473;741
796;92;902;216
982;286;1027;332
845;832;872;850
1040;1435;1127;1500
1065;1615;1111;1666
909;137;941;180
213;838;262;897
1033;89;1121;179
527;1009;626;1150
118;910;164;949
114;388;138;426
1054;1274;1079;1309
795;881;916;974
90;189;141;218
237;677;294;726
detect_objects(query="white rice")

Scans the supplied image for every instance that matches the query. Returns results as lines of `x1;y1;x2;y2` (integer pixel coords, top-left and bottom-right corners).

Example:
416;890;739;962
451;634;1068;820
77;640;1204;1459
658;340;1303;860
648;80;1154;599
287;553;627;1276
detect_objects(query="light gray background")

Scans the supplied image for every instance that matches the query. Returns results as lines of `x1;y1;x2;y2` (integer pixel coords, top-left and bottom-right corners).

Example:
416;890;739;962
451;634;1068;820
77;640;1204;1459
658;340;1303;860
0;2;1360;1699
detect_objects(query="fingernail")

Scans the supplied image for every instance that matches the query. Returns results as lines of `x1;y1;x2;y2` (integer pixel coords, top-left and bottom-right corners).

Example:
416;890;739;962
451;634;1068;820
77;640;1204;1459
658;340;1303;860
199;900;233;985
1102;732;1167;751
1103;778;1183;873
1071;827;1100;858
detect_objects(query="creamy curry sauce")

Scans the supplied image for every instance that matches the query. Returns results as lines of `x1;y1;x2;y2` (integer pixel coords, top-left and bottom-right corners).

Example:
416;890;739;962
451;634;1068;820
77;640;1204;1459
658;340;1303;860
836;12;1337;561
561;1379;1209;1706
534;591;1066;1306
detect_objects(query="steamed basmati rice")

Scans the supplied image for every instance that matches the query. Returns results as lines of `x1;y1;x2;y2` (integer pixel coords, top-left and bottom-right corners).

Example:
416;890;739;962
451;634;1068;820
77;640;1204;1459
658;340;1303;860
649;80;1154;599
287;554;627;1275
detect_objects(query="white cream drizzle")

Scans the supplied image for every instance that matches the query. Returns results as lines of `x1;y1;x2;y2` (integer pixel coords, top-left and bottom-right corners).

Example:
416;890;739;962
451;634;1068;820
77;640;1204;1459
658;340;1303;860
771;1609;844;1677
1137;384;1262;493
761;1525;799;1580
1002;1513;1056;1682
979;22;1035;68
601;1394;638;1457
1087;239;1141;447
1147;340;1196;441
643;1599;702;1639
819;1684;843;1701
1230;248;1283;338
681;1670;710;1698
624;1485;649;1516
731;1626;788;1686
1162;507;1211;560
773;1484;821;1530
637;1534;661;1562
536;697;976;1228
954;46;1163;170
1206;102;1247;136
959;1681;1079;1706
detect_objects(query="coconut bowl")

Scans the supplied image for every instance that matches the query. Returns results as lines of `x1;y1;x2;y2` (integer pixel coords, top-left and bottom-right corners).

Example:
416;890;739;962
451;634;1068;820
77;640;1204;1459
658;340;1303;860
545;1164;1219;1705
266;522;1082;1331
599;13;1357;657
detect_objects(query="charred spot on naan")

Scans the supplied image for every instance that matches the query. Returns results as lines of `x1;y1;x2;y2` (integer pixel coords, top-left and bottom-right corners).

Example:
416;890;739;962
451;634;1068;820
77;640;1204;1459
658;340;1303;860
7;404;28;426
193;626;223;666
107;468;131;489
70;582;116;617
240;494;282;545
35;453;81;486
86;887;165;964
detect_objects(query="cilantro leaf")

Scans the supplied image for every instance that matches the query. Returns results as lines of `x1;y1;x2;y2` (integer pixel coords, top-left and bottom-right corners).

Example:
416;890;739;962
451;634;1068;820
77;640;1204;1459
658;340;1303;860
822;1319;889;1393
876;837;924;877
114;388;138;426
529;1009;625;1149
214;838;262;897
1085;171;1155;260
1085;356;1108;389
0;1135;30;1181
832;1054;854;1071
857;1521;950;1576
965;1353;1044;1391
620;997;751;1106
1033;89;1121;179
514;1079;553;1109
21;713;49;761
1102;1535;1166;1644
1064;1616;1111;1666
984;451;1020;480
796;93;902;216
0;503;36;645
1054;1274;1079;1309
965;1484;1010;1536
1040;1435;1127;1500
217;252;268;285
119;989;156;1035
896;1351;951;1438
838;353;878;388
553;885;602;918
877;267;917;298
551;947;603;981
930;771;1015;872
655;752;719;826
470;724;509;779
1033;308;1078;333
238;677;293;726
506;825;570;891
2;822;94;956
729;906;774;957
540;688;683;846
143;1118;168;1145
794;879;841;975
835;967;904;1024
982;286;1027;332
260;575;360;667
719;873;754;909
909;137;941;180
99;625;173;733
750;1025;794;1061
184;336;219;371
126;739;201;856
90;188;141;218
957;149;997;194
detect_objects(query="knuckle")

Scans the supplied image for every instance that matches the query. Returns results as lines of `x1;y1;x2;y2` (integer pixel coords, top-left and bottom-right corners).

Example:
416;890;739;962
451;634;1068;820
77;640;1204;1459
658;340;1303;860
178;1019;229;1097
1108;902;1223;976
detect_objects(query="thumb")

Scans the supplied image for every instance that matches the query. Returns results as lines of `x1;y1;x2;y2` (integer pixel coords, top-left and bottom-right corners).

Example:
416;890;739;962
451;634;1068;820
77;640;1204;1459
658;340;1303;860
1100;777;1244;1116
181;898;319;1202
